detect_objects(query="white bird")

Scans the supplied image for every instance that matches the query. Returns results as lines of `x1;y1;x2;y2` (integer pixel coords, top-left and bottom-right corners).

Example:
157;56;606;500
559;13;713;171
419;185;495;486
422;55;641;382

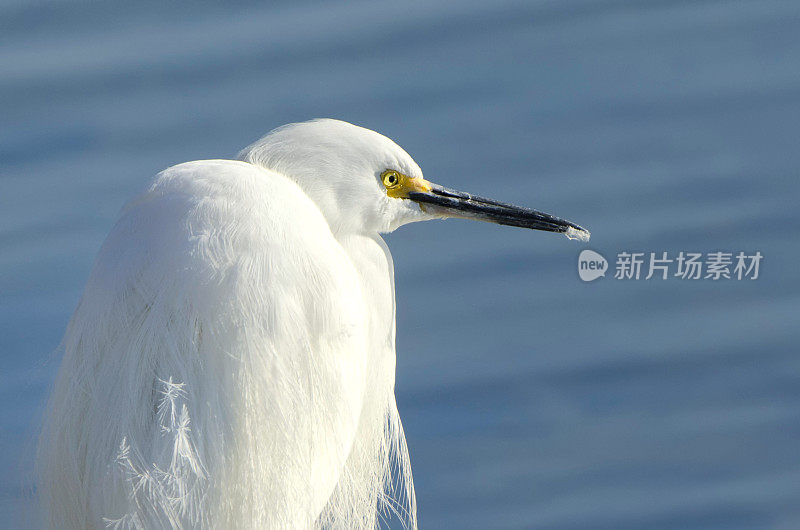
37;119;589;529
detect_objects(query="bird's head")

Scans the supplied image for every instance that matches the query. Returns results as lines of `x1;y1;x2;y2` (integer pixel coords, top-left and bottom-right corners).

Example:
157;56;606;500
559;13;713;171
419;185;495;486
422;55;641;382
238;119;589;240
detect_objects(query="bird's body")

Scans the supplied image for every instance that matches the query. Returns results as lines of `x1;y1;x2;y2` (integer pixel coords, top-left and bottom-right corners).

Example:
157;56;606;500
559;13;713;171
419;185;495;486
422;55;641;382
38;120;588;529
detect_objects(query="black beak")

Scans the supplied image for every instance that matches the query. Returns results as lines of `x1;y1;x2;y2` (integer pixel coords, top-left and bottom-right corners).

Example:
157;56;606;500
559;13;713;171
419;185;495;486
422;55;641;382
408;184;590;241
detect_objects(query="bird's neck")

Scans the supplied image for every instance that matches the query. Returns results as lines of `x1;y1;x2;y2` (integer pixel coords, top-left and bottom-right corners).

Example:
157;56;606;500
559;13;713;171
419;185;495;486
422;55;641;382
336;233;396;357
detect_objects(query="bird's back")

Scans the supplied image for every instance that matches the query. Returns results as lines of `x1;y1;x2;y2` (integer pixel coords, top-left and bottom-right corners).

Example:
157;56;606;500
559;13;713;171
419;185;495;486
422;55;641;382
38;160;373;528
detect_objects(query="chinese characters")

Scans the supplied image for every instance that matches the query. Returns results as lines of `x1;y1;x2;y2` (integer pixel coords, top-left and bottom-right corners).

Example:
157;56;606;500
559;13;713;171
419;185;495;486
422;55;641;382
613;251;762;280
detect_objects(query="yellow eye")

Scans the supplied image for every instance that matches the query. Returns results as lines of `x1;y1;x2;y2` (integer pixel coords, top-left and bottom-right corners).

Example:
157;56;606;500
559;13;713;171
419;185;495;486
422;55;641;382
382;170;400;188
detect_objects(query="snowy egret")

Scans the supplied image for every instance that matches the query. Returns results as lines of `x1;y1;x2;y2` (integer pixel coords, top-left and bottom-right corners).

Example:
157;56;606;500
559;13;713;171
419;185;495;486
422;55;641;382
38;119;589;529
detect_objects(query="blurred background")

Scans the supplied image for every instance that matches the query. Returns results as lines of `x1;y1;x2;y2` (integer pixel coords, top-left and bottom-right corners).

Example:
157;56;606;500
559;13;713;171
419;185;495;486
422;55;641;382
2;0;799;527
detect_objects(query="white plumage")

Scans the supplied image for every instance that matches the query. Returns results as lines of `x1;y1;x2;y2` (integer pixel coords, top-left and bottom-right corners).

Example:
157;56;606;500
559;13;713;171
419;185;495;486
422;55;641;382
38;119;588;529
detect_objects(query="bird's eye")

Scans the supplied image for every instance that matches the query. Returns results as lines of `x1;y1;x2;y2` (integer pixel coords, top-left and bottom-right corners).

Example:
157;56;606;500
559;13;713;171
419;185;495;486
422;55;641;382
382;170;400;188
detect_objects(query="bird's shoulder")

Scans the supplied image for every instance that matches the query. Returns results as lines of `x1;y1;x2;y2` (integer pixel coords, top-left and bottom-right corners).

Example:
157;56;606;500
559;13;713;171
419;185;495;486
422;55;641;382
133;158;330;240
95;159;362;313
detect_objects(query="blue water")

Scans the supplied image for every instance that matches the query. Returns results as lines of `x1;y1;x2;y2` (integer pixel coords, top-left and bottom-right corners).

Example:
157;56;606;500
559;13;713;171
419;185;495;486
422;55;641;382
2;1;799;527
